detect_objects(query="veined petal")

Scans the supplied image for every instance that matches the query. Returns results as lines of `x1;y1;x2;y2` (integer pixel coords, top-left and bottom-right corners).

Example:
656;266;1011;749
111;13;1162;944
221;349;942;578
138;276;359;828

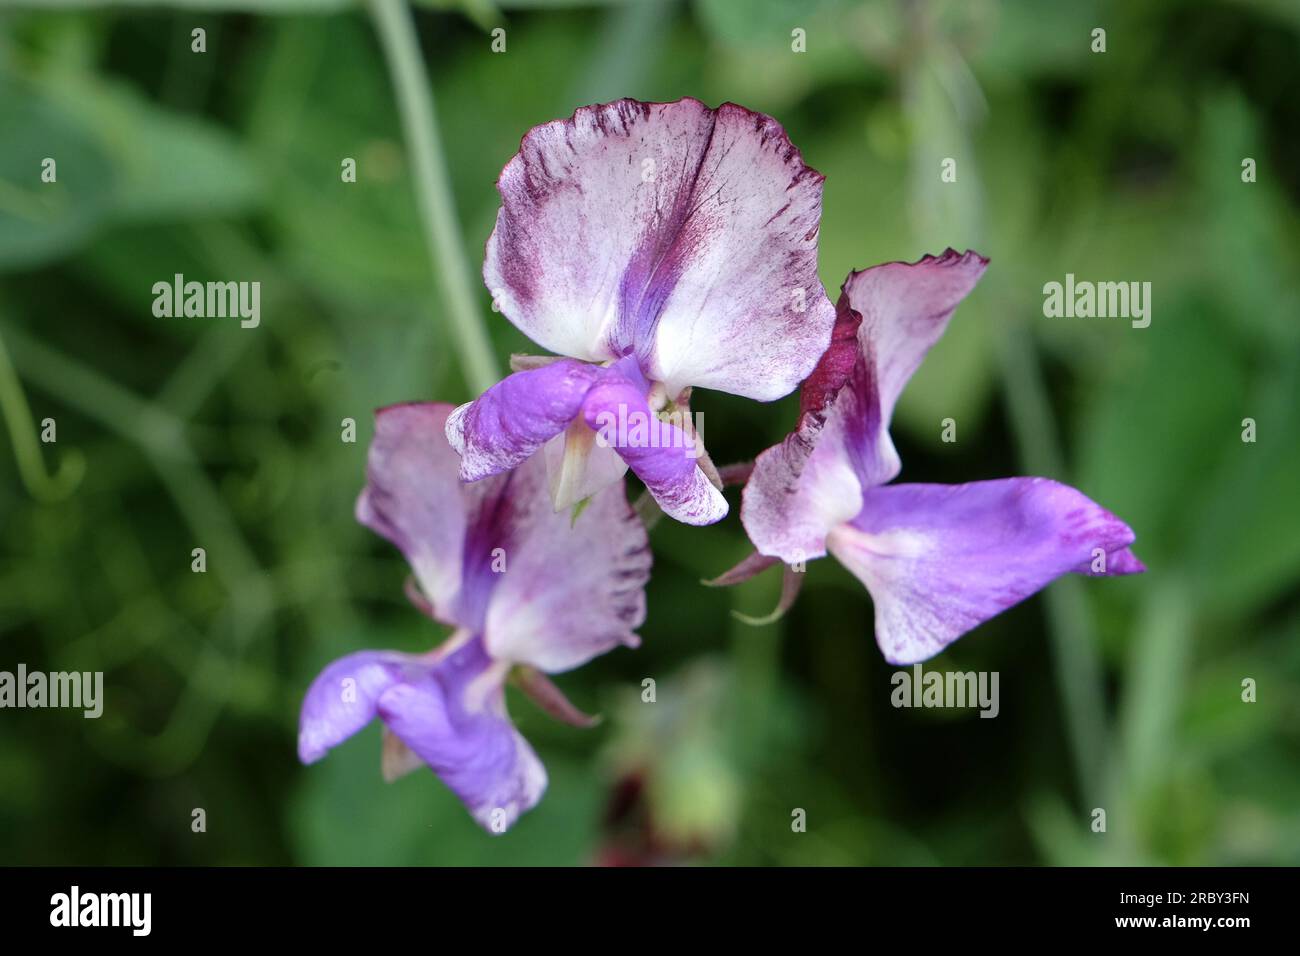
740;250;988;562
357;403;472;625
445;360;603;482
377;637;546;833
835;249;989;488
826;478;1142;665
298;650;425;764
485;97;836;400
580;359;728;526
482;450;651;672
741;298;866;561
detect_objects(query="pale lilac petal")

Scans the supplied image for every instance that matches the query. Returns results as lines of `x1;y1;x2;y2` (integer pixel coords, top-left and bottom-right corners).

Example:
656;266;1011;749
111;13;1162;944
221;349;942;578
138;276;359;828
740;299;867;561
629;103;836;400
298;650;424;763
377;637;546;832
740;251;988;561
445;360;603;482
356;403;470;625
485;98;836;400
740;429;862;561
825;478;1142;664
481;451;651;673
580;359;727;526
835;249;990;488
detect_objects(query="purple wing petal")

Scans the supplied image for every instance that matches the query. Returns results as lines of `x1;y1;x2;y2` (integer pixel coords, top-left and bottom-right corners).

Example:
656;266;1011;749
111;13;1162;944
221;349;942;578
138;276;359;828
377;637;546;833
357;403;471;625
826;478;1143;665
298;650;425;763
485;97;836;400
481;451;652;673
580;359;727;526
445;360;603;482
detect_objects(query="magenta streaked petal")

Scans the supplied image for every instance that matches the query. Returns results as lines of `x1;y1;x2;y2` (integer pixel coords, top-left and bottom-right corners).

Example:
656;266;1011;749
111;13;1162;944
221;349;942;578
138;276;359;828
837;249;989;487
740;425;863;562
485;98;836;400
377;637;546;833
741;296;867;561
361;400;650;665
826;478;1141;665
580;360;727;526
482;450;651;672
740;251;988;561
826;248;990;491
357;403;471;625
445;359;603;482
298;650;425;764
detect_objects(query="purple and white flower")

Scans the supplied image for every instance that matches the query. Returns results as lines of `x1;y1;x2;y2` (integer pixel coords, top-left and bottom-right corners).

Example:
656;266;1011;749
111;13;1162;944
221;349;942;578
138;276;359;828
737;250;1145;665
446;98;838;525
298;403;650;831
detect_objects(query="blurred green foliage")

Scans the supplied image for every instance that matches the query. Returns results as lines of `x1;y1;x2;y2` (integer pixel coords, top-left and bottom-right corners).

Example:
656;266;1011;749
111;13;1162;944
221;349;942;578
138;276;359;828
0;0;1297;865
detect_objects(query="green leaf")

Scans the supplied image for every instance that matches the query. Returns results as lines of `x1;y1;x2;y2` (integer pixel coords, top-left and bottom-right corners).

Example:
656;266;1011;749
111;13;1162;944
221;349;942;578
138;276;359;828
0;72;261;271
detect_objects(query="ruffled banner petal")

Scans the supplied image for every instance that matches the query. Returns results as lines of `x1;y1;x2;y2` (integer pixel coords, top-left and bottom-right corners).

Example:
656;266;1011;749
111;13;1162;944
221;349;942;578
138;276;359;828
741;250;988;562
485;98;836;402
357;403;473;625
480;451;652;673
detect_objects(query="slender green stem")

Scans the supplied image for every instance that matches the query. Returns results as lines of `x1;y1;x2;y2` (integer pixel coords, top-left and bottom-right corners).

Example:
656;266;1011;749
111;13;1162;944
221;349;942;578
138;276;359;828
1109;575;1191;863
0;321;85;502
367;0;500;395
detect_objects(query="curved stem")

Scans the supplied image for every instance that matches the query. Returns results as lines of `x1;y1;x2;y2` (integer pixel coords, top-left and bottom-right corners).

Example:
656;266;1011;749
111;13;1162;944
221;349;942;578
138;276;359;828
0;322;84;502
367;0;500;395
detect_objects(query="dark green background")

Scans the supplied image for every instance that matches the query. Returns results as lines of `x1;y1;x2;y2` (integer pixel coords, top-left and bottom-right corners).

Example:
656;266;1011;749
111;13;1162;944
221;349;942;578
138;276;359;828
1;0;1297;865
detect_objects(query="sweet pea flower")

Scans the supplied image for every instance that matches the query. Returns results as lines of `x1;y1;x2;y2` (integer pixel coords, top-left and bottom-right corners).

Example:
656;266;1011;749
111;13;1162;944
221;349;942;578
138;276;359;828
734;250;1145;665
298;403;650;832
446;98;837;526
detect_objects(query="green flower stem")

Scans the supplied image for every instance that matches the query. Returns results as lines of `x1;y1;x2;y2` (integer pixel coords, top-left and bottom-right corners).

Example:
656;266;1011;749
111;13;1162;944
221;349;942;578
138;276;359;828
367;0;500;395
